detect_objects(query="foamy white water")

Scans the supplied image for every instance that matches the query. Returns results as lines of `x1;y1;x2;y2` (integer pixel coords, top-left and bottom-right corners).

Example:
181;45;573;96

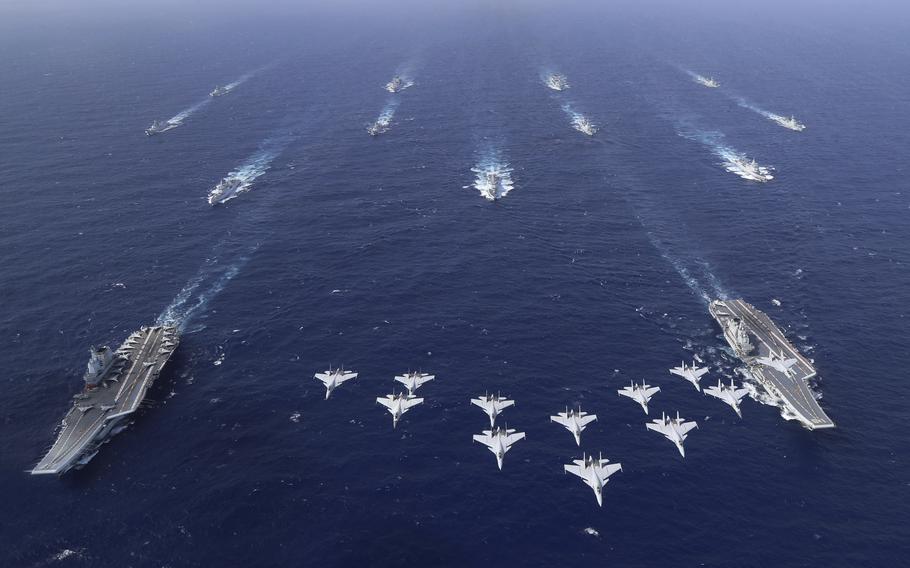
157;256;248;332
677;127;773;182
736;99;806;131
367;98;400;135
561;104;597;136
208;134;293;204
467;159;514;201
169;98;211;124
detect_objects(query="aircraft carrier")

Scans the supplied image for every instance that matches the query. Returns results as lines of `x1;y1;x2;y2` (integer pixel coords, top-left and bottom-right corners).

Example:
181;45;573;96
709;299;835;430
32;325;179;475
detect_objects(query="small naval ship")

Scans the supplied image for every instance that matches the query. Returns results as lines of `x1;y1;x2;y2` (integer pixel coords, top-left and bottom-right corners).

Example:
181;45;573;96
725;155;774;182
32;325;180;475
210;85;232;97
545;73;570;91
367;118;390;136
145;119;179;136
571;115;597;136
694;74;720;88
482;170;510;201
709;299;835;430
207;176;245;205
385;76;405;93
769;113;806;131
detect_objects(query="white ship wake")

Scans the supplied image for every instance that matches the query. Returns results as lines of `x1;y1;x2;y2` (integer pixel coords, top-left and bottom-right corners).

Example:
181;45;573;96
737;99;806;131
561;104;597;136
466;159;514;201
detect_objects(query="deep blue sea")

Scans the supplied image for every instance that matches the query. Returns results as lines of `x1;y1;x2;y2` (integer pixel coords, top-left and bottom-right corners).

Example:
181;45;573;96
1;1;909;566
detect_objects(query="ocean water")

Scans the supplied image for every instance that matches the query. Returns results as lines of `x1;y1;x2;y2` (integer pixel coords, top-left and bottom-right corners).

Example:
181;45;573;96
1;1;908;566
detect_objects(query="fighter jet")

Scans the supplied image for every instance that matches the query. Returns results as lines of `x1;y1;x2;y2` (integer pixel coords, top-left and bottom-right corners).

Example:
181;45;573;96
314;367;358;399
471;393;515;428
376;391;424;428
394;372;435;396
646;411;698;457
617;380;660;415
564;453;622;507
755;352;798;374
472;426;525;470
550;407;597;446
704;379;749;417
669;361;709;392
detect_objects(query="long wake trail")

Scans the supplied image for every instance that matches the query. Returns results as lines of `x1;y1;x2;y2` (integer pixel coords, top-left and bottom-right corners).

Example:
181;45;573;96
156;251;255;333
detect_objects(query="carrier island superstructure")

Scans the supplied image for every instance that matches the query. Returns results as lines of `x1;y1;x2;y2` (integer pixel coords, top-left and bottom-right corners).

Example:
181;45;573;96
709;299;834;430
31;325;179;475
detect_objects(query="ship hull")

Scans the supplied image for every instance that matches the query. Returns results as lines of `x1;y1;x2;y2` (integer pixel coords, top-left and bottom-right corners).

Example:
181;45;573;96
709;299;834;430
32;325;180;475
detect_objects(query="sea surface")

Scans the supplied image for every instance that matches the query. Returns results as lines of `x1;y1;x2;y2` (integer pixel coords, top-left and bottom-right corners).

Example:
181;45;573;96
1;2;908;566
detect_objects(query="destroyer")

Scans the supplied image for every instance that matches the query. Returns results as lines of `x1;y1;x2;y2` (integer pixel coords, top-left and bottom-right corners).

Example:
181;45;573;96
545;73;570;91
479;169;511;201
385;76;407;93
769;113;806;132
571;115;597;136
694;74;720;88
145;119;179;136
709;299;834;429
210;85;232;97
367;118;389;136
32;326;179;475
208;176;244;205
725;156;774;182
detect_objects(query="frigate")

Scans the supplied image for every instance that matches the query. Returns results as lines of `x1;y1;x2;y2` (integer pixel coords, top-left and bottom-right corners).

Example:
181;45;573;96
145;119;179;136
210;85;231;97
709;299;834;430
385;76;405;93
32;325;180;475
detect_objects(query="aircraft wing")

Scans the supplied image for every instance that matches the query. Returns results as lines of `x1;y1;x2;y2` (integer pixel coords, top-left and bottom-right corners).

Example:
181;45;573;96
644;386;660;397
314;373;333;386
564;463;583;478
473;433;494;448
471;399;492;412
578;414;597;427
703;386;723;399
694;367;709;378
504;432;526;446
678;421;698;435
393;376;411;388
617;388;634;399
550;415;570;427
733;387;750;399
337;372;358;384
668;367;685;378
781;358;798;369
495;400;515;412
647;421;670;435
376;396;394;409
599;463;622;478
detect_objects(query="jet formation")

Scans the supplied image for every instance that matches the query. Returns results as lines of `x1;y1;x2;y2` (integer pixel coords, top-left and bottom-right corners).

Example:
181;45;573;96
647;411;698;457
394;372;434;396
473;426;525;470
314;367;358;399
550;407;597;446
669;361;709;392
471;393;515;427
564;453;622;507
617;380;660;414
704;379;749;417
376;391;424;428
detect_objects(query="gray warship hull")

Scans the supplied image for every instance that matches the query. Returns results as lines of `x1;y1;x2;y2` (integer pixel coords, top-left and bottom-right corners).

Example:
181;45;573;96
32;325;179;475
709;299;834;430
